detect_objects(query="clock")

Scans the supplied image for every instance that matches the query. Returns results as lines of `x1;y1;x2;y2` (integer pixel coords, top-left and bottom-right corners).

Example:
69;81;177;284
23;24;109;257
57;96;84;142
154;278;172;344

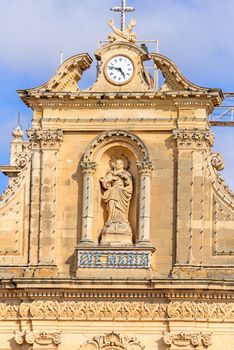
105;55;134;85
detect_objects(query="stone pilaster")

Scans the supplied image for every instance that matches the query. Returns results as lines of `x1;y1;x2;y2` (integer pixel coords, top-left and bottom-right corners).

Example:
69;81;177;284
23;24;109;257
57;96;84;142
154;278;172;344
173;128;214;267
80;161;97;244
27;129;63;265
137;161;154;245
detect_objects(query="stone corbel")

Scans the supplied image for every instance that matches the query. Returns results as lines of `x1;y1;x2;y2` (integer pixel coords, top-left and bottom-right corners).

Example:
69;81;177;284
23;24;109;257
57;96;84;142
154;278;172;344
15;331;61;346
137;160;154;245
173;128;214;149
163;332;212;349
79;161;97;244
27;128;63;148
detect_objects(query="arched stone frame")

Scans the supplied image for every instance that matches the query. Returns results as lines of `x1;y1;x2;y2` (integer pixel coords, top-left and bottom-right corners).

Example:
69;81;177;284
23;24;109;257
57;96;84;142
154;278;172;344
80;130;154;245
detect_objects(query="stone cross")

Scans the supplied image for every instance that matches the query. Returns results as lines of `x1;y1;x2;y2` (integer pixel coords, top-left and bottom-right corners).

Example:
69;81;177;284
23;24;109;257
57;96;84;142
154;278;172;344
111;0;135;31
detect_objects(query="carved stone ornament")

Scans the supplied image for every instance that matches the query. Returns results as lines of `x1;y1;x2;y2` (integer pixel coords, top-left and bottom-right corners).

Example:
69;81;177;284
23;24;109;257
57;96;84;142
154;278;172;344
163;332;212;348
173;129;214;148
80;332;144;350
83;130;150;164
208;153;234;207
80;161;97;174
100;156;133;244
137;161;154;176
15;150;31;169
15;331;61;346
210;152;224;171
108;19;137;43
27;128;63;146
0;300;232;322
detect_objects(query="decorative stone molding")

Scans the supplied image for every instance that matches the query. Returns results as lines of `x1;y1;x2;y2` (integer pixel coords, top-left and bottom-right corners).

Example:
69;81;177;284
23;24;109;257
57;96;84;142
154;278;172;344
80;332;144;350
0;300;232;321
15;150;31;169
16;92;218;110
83;130;150;163
210;152;224;171
163;332;212;348
1;289;234;300
15;331;61;346
137;161;154;176
173;129;214;148
27;128;63;147
80;161;97;174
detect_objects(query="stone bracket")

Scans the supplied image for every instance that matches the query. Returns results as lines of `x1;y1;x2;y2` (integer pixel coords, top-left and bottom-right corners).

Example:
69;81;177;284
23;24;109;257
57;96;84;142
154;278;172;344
15;331;61;346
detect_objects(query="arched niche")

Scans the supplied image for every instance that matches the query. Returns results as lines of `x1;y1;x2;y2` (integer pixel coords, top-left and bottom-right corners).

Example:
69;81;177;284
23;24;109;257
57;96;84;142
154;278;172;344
80;130;154;246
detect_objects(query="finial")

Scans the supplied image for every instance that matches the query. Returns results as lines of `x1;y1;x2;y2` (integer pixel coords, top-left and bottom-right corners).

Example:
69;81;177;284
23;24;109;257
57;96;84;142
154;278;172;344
12;112;24;140
60;50;64;65
111;0;135;31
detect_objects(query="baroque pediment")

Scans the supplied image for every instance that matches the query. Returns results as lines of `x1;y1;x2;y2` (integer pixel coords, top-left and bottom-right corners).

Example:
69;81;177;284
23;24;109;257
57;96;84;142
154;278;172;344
18;53;92;94
151;53;223;96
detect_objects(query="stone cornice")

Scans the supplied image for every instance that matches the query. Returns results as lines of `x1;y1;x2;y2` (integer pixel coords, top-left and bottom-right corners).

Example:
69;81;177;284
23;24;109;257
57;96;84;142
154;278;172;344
17;91;219;109
0;287;234;300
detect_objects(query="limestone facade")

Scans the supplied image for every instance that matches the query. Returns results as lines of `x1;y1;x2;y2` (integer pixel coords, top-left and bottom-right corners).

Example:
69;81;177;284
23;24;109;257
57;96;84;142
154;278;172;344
0;12;233;350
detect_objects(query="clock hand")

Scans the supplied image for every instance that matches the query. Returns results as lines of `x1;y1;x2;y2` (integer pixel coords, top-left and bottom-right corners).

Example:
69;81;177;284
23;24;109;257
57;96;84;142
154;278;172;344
108;66;125;79
116;67;125;78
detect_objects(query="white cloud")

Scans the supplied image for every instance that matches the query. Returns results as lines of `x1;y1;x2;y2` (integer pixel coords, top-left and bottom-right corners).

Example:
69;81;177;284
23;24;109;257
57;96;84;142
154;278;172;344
0;0;233;89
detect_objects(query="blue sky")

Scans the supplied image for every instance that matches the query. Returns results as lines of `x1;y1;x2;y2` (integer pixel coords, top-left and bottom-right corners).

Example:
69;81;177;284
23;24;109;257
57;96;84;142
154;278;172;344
0;0;233;192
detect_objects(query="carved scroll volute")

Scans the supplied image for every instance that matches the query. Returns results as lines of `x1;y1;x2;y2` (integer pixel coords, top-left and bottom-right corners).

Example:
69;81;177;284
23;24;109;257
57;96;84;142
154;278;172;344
163;332;212;349
210;152;224;171
14;331;61;346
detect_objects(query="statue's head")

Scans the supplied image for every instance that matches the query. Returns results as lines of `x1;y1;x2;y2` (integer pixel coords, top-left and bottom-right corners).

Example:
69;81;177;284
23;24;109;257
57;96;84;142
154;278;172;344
109;154;130;171
115;159;124;171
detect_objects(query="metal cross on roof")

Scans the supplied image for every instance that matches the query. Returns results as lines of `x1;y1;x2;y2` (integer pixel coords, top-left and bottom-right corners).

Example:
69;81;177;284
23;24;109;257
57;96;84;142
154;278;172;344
111;0;135;31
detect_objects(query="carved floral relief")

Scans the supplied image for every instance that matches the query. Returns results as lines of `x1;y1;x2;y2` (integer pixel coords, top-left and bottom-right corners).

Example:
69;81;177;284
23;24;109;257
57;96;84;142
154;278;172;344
80;332;144;350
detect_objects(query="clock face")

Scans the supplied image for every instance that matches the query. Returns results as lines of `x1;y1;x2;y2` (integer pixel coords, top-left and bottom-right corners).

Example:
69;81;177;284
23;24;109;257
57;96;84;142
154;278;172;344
105;55;134;85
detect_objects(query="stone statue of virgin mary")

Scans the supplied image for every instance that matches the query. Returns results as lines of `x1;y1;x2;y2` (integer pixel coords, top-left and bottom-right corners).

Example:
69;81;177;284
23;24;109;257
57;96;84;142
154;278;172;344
100;156;133;245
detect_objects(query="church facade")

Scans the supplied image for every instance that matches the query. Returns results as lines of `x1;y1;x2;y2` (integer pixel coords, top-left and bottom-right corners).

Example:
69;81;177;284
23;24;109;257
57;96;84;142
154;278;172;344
0;4;234;350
